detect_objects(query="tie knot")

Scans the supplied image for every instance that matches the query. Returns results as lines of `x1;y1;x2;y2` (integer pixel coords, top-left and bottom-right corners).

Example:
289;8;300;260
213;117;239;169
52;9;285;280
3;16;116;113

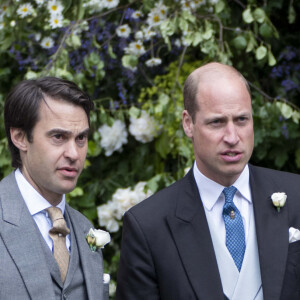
47;206;70;237
223;186;237;203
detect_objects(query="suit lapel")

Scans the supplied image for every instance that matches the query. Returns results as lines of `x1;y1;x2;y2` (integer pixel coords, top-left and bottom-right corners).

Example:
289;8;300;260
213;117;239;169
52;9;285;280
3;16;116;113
249;166;289;300
167;170;224;299
66;206;104;300
0;172;55;299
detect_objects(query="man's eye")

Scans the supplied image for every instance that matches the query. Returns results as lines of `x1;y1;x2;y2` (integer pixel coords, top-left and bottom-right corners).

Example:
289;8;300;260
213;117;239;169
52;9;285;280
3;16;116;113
238;117;248;122
53;134;63;139
76;135;87;145
211;119;221;125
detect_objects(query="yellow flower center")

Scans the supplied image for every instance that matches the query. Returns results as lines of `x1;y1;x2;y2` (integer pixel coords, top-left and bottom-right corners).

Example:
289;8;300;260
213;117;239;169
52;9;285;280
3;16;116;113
135;44;141;50
45;42;50;46
121;28;126;32
54;19;58;24
51;5;57;11
22;7;28;12
153;15;160;23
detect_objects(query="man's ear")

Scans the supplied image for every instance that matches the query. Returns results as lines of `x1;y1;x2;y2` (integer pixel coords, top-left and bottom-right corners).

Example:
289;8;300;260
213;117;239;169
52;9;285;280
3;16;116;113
182;110;194;138
10;128;28;151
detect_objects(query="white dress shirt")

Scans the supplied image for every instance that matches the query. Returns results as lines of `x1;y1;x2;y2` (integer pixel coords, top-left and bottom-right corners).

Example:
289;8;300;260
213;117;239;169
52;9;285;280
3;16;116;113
193;162;252;244
15;168;71;252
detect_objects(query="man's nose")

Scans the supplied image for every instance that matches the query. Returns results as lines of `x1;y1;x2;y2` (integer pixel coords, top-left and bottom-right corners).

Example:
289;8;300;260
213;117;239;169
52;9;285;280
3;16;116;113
223;123;239;145
64;141;80;161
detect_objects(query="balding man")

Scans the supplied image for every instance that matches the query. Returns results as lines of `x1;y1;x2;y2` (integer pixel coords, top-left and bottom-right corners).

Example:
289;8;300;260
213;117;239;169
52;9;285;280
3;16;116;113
116;63;300;300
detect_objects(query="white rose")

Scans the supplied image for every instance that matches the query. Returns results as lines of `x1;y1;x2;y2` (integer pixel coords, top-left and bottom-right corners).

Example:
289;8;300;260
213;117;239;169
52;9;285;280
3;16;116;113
129;110;161;143
98;120;128;156
271;192;287;212
87;228;111;248
97;202;120;232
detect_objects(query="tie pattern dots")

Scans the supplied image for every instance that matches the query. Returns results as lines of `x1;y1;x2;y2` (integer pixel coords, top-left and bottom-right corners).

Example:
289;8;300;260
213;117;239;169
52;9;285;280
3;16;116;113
222;186;245;272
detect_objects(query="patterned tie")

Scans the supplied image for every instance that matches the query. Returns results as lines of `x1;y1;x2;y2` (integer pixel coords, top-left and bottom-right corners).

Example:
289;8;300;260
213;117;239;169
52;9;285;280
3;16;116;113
222;186;245;272
47;206;70;283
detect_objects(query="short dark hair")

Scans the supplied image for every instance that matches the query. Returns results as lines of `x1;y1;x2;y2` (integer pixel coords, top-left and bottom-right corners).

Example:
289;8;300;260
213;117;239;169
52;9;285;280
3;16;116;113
183;63;251;123
4;77;94;168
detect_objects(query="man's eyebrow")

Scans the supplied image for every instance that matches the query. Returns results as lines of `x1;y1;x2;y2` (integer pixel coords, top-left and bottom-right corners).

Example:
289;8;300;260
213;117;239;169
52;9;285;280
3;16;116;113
46;128;90;137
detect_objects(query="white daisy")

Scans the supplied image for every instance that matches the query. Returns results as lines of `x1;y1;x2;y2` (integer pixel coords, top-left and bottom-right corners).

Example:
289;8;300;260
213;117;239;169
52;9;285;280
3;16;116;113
147;8;164;27
181;0;195;11
143;27;156;41
47;0;64;15
154;1;168;18
0;4;8;15
35;0;45;6
41;37;54;49
134;30;144;40
194;0;206;7
102;0;119;9
17;3;34;18
124;40;146;57
131;10;143;19
35;33;41;41
116;24;131;38
145;57;162;67
49;13;63;28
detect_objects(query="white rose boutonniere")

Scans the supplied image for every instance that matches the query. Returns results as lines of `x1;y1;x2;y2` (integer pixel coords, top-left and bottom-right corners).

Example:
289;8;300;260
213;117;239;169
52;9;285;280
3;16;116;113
86;228;111;251
271;192;287;212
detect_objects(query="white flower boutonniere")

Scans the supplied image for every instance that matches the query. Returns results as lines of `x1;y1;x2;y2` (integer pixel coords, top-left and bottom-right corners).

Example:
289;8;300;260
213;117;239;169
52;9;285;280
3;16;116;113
86;228;111;251
271;192;287;212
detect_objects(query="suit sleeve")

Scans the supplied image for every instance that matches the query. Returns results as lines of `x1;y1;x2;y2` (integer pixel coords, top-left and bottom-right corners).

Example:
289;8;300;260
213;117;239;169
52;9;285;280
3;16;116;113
116;211;160;300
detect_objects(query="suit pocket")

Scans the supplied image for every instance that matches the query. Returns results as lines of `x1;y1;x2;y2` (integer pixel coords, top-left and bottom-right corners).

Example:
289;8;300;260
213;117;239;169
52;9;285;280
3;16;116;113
288;240;300;254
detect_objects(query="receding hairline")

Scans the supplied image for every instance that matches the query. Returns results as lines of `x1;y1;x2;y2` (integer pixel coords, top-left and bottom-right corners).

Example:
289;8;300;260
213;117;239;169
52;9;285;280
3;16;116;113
189;62;250;96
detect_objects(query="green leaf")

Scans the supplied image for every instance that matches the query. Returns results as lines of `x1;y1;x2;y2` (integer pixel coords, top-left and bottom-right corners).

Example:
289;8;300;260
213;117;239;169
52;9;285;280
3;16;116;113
267;50;276;66
192;32;203;46
121;55;138;69
246;33;256;53
128;106;140;118
107;45;117;59
215;0;225;13
179;18;189;32
69;187;84;197
155;130;171;159
259;23;273;38
288;4;296;24
242;8;254;24
66;34;81;49
202;29;213;40
232;36;247;50
278;102;293;119
255;45;267;60
253;8;266;23
274;151;288;168
292;111;300;124
147;174;162;193
1;36;14;51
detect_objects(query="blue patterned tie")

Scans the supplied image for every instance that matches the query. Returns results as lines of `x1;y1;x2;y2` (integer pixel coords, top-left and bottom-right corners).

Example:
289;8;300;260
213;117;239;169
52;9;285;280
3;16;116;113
222;186;245;272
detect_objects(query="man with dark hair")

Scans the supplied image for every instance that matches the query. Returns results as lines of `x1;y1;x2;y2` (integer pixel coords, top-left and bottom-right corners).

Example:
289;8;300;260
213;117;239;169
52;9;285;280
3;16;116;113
116;63;300;300
0;77;109;300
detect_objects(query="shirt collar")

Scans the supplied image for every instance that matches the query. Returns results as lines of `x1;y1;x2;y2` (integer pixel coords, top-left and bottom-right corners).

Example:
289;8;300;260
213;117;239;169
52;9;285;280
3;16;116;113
15;168;66;216
193;162;251;211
